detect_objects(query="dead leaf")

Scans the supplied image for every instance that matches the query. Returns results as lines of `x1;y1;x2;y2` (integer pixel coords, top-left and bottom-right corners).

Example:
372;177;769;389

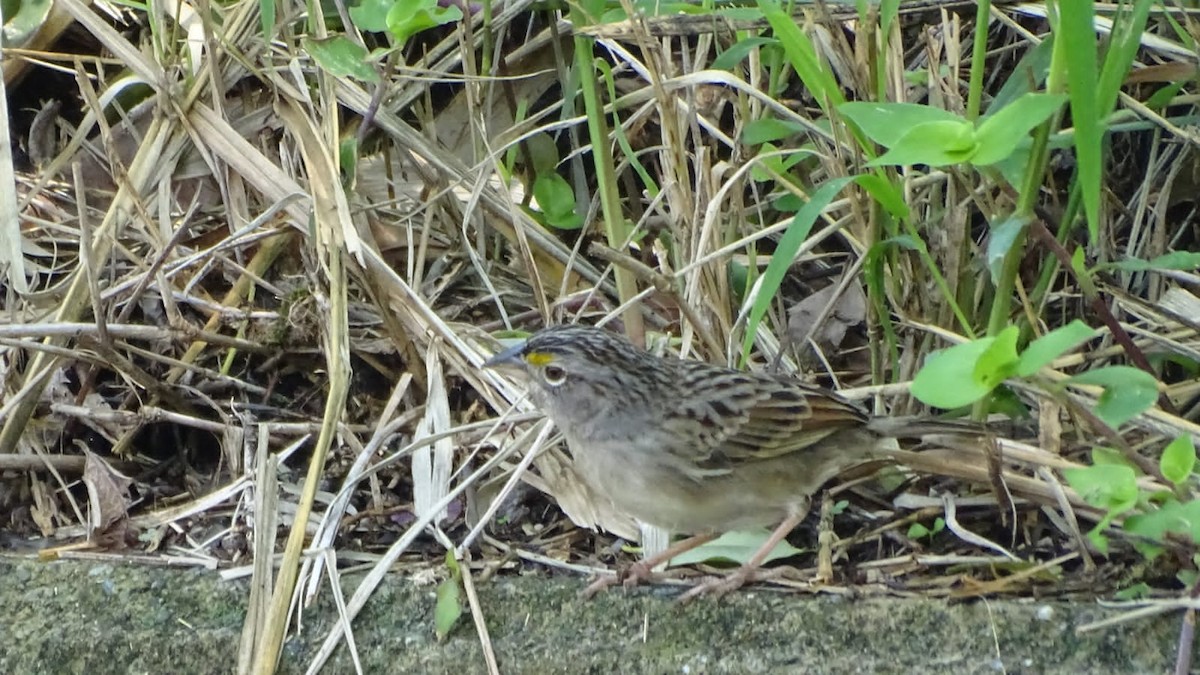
82;448;134;536
785;279;866;362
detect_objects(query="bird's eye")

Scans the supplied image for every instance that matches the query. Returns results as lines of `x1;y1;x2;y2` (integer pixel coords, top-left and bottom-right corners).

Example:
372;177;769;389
542;364;567;385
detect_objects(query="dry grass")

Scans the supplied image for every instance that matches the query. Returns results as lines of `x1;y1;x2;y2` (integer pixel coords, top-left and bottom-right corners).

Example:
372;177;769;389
2;0;1199;670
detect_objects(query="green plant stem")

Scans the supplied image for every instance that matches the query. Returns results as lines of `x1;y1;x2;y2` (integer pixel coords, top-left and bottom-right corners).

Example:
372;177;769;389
570;27;643;342
965;0;991;121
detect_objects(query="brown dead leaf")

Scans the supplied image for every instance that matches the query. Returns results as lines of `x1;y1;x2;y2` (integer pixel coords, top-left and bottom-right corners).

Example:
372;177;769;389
784;279;867;363
82;447;134;535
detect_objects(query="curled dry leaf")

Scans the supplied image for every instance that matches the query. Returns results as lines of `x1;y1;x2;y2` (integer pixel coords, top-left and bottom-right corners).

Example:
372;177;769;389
82;447;134;536
785;279;867;363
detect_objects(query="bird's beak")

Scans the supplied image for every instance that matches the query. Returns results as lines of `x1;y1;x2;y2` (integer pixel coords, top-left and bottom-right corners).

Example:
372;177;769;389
483;342;527;371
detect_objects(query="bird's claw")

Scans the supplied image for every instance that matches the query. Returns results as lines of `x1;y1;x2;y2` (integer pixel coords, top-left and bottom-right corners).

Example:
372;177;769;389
675;566;785;604
580;561;657;598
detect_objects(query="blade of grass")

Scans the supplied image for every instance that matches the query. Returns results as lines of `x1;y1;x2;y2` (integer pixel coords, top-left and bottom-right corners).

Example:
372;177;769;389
740;177;852;365
1057;0;1101;241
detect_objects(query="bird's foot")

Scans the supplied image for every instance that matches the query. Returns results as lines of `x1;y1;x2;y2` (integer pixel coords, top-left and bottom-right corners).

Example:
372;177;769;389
676;565;785;603
580;560;663;598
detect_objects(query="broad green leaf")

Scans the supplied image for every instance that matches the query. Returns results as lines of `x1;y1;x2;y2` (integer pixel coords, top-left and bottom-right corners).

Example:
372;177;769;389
974;325;1020;390
670;529;803;567
912;337;999;408
1090;447;1141;471
972;93;1067;165
1063;463;1138;511
907;523;931;539
1069;366;1159;428
303;36;380;84
715;7;768;21
1123;501;1183;541
387;0;461;45
1125;501;1200;545
869;120;976;167
348;0;393;32
1016;320;1097;376
1160;434;1196;486
837;102;964;147
532;173;583;230
989;37;1055;112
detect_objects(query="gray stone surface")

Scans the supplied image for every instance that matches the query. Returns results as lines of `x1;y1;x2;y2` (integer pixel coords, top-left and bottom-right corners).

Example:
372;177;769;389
0;555;1181;673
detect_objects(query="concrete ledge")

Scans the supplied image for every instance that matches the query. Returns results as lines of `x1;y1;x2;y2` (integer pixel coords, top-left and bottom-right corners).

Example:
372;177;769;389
0;556;1179;673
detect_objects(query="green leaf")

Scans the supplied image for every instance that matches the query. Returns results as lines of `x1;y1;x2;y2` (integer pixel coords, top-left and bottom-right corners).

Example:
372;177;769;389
387;0;462;44
853;173;908;220
989;37;1054;112
742;118;808;145
972;93;1067;165
1099;251;1200;272
260;0;276;39
759;0;844;111
434;552;462;641
1124;501;1182;542
1086;524;1110;556
912;337;1001;408
339;136;359;187
1091;446;1139;469
740;178;853;364
1015;320;1097;377
1094;0;1154;145
837;102;963;148
713;37;777;71
1113;583;1152;600
670;529;804;567
986;215;1026;285
1058;0;1101;239
908;518;945;540
974;325;1020;391
1063;463;1138;512
348;0;394;32
1126;501;1200;546
302;37;380;84
1160;434;1196;487
1069;366;1159;428
1179;569;1200;588
1;0;53;47
532;173;583;230
715;6;767;21
869;120;977;167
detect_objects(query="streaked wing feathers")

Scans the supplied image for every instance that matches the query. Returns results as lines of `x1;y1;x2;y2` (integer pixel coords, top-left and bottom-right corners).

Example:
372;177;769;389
663;362;868;474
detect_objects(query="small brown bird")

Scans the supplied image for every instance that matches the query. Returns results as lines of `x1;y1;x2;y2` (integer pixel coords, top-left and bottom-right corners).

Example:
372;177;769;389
485;324;971;599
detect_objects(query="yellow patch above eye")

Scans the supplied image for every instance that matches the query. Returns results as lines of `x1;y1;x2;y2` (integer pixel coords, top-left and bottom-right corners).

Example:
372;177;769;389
524;352;555;367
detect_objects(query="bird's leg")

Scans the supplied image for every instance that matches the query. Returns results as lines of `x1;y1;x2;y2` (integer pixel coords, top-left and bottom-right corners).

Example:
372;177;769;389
580;532;718;598
676;508;808;603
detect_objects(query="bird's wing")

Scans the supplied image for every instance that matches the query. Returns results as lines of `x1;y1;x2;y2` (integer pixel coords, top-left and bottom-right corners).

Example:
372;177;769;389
660;362;869;474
